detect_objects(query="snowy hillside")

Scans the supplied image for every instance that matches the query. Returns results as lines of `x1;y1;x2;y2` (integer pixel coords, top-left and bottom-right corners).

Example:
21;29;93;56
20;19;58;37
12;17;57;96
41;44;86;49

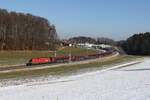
0;58;150;100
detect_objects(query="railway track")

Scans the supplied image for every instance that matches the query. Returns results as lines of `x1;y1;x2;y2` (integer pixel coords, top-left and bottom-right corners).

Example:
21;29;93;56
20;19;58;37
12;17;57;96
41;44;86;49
0;63;55;72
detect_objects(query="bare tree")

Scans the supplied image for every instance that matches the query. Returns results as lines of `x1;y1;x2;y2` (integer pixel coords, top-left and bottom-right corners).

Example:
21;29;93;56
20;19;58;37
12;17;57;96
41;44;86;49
0;8;58;50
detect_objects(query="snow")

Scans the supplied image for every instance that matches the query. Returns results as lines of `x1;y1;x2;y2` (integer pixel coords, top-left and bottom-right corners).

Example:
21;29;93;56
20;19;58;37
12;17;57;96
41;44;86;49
0;58;150;100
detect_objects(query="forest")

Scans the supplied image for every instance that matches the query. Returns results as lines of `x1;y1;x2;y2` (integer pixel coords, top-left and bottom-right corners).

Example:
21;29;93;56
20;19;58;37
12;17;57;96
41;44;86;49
118;32;150;55
0;9;58;50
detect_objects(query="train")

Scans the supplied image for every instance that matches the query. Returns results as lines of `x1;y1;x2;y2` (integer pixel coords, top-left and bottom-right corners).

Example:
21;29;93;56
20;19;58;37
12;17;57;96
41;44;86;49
26;51;113;66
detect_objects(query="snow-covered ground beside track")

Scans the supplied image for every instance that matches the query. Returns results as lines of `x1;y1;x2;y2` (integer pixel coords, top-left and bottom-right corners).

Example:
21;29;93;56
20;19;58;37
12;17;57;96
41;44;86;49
0;58;150;100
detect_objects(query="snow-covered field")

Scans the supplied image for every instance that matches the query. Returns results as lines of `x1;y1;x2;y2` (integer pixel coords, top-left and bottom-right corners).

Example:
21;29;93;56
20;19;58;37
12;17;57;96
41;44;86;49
0;57;150;100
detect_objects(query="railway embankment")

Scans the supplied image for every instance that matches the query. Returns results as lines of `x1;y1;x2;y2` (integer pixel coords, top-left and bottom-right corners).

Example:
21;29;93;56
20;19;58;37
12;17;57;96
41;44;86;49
0;47;99;67
0;52;142;79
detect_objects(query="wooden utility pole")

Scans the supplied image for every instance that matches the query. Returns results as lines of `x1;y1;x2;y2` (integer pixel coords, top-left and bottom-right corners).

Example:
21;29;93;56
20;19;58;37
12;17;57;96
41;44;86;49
54;51;57;57
69;51;71;63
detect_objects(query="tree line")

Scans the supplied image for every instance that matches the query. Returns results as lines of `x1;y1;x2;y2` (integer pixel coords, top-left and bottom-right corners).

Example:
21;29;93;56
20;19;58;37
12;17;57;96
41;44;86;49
0;9;58;50
117;32;150;55
68;36;116;45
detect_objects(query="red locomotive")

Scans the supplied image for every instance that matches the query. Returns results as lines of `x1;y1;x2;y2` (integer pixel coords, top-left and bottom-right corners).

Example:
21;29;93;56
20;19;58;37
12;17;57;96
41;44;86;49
26;51;112;66
26;57;53;66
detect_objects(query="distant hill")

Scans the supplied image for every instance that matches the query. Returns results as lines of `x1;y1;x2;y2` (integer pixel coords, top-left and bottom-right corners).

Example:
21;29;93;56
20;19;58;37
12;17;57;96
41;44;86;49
68;36;116;45
68;36;96;44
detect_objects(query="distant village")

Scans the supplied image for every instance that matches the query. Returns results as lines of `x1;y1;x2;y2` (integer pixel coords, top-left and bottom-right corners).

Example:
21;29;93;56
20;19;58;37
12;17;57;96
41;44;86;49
59;39;113;52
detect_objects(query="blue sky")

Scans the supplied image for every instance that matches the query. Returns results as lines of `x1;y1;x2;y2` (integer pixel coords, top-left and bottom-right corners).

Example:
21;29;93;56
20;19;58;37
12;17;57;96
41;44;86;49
0;0;150;40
